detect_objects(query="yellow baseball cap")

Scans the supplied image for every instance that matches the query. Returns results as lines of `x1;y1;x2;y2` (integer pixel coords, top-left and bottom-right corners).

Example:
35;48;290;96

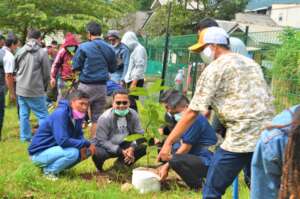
189;27;229;53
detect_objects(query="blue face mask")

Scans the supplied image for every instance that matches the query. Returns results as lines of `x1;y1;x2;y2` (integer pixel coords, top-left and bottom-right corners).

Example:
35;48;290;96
174;112;183;122
113;109;129;117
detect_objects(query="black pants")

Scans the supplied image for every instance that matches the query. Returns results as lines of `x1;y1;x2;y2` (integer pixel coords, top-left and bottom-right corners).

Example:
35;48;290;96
0;90;5;140
92;144;147;171
126;79;144;111
169;154;208;190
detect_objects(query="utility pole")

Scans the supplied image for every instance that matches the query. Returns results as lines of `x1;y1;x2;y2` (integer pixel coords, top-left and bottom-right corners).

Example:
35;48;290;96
160;1;172;91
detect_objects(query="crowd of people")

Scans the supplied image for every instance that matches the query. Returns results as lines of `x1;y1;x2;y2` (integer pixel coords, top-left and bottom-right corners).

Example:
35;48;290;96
0;18;299;199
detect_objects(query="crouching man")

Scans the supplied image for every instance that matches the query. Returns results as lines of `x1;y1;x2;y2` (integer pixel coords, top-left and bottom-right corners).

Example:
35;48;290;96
28;90;95;180
158;94;217;190
92;89;146;171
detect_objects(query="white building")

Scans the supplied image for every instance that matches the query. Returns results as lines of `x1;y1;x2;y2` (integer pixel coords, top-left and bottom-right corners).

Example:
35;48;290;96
270;4;300;28
245;0;300;28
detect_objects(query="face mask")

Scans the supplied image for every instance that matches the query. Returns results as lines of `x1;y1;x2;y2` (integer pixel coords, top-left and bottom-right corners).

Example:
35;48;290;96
67;46;76;53
174;112;183;122
200;46;215;64
113;109;129;117
72;109;86;120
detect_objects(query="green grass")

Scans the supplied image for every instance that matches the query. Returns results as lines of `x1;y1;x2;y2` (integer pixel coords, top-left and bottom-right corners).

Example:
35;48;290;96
0;105;250;199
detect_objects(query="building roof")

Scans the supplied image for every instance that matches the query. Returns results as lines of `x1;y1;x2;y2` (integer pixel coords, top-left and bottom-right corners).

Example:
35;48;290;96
246;0;300;11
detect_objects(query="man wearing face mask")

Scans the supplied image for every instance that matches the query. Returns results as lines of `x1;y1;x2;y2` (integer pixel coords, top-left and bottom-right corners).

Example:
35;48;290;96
50;33;79;102
28;90;96;180
91;89;146;171
158;93;217;190
158;27;274;199
106;30;130;86
121;31;147;111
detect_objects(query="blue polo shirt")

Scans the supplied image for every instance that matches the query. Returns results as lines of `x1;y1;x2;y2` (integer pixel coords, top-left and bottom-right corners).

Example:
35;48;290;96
172;115;217;166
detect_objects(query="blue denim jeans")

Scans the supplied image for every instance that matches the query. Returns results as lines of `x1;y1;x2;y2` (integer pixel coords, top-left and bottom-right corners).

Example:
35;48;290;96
250;106;298;199
18;96;48;141
202;148;253;199
31;146;80;175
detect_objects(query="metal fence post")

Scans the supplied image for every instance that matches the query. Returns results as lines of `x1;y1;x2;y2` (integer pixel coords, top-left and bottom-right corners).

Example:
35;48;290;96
233;177;239;199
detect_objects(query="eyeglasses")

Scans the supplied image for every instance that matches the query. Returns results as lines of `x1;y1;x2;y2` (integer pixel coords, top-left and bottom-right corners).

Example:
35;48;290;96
115;101;129;105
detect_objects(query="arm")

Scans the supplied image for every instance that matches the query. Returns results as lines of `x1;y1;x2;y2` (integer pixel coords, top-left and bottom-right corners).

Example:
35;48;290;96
72;46;85;71
121;47;130;80
94;114;121;154
3;53;16;101
158;108;198;161
175;143;192;154
131;47;147;81
107;47;117;73
40;50;50;89
52;113;90;149
130;110;145;149
51;49;64;80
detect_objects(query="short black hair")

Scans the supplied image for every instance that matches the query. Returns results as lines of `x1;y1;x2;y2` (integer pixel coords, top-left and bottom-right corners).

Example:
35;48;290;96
0;34;5;40
112;89;129;99
68;90;89;101
28;29;41;39
51;40;58;45
86;21;102;36
159;89;180;103
5;33;18;47
163;90;190;109
196;17;219;32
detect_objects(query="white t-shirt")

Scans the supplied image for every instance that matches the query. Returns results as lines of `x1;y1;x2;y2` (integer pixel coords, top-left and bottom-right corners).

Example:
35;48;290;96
2;46;15;73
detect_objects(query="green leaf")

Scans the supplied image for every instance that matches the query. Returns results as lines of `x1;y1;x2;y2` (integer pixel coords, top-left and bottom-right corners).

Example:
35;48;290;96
123;134;145;142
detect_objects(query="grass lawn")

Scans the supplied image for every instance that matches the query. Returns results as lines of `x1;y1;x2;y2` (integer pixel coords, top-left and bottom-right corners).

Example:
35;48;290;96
0;105;250;199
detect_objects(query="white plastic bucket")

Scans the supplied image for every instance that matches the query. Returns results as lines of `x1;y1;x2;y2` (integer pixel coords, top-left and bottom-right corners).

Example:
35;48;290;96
132;167;161;194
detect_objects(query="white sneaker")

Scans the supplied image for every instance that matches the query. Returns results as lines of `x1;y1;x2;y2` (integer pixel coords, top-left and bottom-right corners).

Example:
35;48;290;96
44;173;58;181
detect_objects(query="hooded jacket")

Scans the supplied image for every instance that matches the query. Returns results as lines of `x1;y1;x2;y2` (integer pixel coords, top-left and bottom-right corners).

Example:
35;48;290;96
28;100;90;155
51;33;79;80
121;32;147;83
15;39;50;97
72;38;117;84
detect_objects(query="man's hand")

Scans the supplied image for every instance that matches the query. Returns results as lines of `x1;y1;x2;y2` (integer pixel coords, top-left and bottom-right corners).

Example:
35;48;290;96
89;144;96;156
157;142;172;162
158;163;170;181
9;92;16;103
123;147;135;165
50;78;56;88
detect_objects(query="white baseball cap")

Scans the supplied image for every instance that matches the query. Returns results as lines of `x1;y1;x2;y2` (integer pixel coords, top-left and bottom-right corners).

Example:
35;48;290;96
189;27;229;52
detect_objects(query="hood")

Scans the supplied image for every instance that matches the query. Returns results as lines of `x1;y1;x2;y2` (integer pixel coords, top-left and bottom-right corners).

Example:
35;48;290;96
62;32;79;48
121;31;139;51
57;100;71;112
24;39;41;52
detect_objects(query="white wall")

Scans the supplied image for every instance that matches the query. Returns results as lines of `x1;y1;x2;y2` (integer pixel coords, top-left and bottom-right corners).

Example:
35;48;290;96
271;4;300;28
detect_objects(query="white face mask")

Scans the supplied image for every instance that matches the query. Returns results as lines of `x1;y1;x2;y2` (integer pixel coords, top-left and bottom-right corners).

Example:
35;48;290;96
200;46;215;64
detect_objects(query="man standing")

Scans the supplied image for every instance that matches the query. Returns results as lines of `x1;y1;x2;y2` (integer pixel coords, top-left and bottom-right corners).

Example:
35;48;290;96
92;89;146;171
72;21;117;137
121;31;147;111
15;29;50;142
158;27;274;199
0;34;19;140
107;30;130;85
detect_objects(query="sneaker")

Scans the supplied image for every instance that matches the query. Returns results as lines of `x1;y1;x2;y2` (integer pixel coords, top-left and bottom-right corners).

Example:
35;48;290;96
44;173;58;181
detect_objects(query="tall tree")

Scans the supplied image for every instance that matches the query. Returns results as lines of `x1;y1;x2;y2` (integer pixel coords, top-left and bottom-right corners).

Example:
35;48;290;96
0;0;136;42
144;0;249;36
